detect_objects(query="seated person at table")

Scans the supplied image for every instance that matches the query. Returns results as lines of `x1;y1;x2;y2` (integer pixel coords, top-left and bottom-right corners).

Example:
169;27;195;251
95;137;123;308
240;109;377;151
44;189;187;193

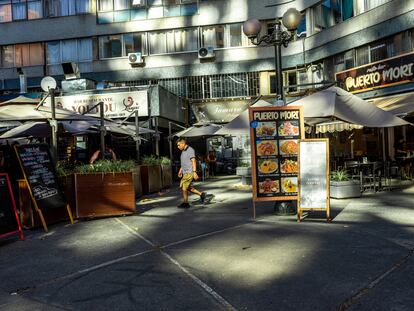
89;146;117;164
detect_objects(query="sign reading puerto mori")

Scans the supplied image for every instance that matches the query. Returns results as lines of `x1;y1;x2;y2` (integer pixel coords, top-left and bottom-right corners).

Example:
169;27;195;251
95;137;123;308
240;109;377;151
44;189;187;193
248;106;305;219
335;51;414;93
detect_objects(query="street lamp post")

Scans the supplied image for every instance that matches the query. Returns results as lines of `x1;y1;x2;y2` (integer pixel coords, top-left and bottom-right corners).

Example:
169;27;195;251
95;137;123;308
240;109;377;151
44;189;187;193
243;9;302;215
243;8;302;103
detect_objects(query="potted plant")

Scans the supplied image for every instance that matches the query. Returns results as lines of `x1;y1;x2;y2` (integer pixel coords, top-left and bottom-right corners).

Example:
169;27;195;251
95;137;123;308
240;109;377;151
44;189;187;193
140;155;162;194
73;160;136;218
330;168;361;199
236;161;252;185
160;156;173;188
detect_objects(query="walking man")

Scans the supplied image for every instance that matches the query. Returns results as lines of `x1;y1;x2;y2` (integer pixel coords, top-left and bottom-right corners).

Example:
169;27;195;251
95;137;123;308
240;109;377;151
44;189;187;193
176;138;207;208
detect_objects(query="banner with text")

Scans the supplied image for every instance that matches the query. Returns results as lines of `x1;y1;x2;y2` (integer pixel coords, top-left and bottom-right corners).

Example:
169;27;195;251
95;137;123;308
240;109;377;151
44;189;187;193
45;91;149;119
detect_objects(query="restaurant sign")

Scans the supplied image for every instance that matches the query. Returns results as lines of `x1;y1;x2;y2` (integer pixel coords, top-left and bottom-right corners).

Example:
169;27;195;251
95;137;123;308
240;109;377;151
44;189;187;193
45;91;149;118
192;100;251;123
249;106;305;208
335;51;414;93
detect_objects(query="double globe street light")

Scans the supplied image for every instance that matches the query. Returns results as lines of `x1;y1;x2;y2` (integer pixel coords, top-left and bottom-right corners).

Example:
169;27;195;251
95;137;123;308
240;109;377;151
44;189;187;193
243;8;302;215
243;8;302;104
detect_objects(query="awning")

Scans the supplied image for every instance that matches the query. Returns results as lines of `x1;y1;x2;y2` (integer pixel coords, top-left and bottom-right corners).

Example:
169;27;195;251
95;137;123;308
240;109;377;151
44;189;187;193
315;121;363;134
368;92;414;116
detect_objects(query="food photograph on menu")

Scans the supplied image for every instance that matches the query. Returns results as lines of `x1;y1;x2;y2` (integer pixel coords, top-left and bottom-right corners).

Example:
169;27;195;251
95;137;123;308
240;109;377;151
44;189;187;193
281;177;298;194
280;158;298;174
256;140;278;156
278;120;299;137
256;121;277;137
258;178;280;195
279;139;298;155
258;159;279;175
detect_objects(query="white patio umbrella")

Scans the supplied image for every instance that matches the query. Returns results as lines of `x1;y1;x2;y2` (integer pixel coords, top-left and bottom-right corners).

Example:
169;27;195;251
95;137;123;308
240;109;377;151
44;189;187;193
288;86;410;127
174;123;222;137
0;121;95;139
215;99;272;136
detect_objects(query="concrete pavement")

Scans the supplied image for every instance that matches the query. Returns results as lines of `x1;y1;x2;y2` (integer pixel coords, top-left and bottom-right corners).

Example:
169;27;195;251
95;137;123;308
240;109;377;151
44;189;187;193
1;176;414;311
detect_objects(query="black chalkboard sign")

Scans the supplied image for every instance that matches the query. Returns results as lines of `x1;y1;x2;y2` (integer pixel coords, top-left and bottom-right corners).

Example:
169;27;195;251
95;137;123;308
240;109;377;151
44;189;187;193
15;144;66;212
0;173;24;239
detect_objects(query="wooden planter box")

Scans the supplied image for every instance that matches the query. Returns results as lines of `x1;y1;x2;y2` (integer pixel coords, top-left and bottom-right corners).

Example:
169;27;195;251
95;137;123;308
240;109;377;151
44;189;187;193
132;166;143;198
140;165;162;194
161;165;173;188
330;180;361;199
74;172;135;218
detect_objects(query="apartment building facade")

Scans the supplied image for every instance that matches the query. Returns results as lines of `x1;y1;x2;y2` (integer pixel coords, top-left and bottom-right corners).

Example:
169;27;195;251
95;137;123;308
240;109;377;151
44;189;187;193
1;0;413;125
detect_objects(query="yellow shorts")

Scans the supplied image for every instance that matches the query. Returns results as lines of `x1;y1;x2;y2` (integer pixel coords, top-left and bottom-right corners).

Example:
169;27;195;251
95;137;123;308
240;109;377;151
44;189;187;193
180;173;194;190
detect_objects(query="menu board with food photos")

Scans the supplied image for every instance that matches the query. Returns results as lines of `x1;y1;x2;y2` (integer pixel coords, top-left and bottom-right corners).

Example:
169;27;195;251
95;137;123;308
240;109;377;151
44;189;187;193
249;106;304;202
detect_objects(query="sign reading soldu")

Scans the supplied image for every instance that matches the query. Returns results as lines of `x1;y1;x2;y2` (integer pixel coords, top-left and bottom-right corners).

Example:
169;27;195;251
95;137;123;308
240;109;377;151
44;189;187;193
45;91;149;118
335;51;414;93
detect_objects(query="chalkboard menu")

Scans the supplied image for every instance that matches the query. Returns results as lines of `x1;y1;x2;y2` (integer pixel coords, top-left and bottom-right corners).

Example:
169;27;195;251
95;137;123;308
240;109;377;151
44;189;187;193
297;139;330;222
0;173;24;239
249;106;304;202
15;144;66;212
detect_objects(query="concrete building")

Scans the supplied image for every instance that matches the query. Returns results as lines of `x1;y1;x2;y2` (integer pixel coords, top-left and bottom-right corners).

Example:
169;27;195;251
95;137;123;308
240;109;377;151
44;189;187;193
1;0;413;158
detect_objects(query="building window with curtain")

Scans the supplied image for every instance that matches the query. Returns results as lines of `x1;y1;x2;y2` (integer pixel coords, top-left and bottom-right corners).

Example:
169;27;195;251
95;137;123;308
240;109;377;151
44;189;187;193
0;0;43;22
46;38;94;75
46;0;91;17
0;43;44;67
202;25;225;48
97;0;197;24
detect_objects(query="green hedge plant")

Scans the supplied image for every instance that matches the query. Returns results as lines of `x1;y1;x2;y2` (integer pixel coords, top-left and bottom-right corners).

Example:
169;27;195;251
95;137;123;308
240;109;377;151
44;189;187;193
74;159;135;174
141;155;160;165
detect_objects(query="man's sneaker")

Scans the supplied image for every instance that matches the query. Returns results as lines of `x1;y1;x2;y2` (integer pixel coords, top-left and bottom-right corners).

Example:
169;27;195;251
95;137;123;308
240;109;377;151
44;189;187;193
177;202;190;208
200;192;207;203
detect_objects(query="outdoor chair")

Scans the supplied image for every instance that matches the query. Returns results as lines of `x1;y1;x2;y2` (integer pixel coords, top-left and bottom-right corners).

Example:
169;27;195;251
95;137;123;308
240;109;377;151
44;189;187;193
361;161;383;192
344;160;360;181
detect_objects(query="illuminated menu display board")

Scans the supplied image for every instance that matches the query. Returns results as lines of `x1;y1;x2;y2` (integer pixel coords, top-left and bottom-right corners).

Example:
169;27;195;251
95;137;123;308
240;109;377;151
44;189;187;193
249;106;304;202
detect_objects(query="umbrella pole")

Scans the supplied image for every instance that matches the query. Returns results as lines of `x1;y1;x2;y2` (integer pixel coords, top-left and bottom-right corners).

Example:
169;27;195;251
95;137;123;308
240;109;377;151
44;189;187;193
50;88;58;161
135;110;140;162
100;102;106;158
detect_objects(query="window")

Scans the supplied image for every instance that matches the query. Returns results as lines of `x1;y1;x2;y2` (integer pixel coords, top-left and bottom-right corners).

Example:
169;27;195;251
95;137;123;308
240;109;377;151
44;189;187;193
47;0;91;17
0;2;12;22
334;50;354;73
1;43;44;67
229;23;242;47
370;38;393;62
98;0;197;23
355;45;369;66
99;33;147;58
99;35;123;58
355;0;391;15
202;25;225;48
314;0;342;32
148;28;197;54
1;45;15;67
46;38;93;64
123;33;147;55
28;0;43;19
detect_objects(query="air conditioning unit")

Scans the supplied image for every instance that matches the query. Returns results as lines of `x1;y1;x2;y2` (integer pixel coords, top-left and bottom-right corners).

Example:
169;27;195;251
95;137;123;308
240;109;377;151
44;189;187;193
131;0;145;6
128;52;144;66
198;47;215;59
